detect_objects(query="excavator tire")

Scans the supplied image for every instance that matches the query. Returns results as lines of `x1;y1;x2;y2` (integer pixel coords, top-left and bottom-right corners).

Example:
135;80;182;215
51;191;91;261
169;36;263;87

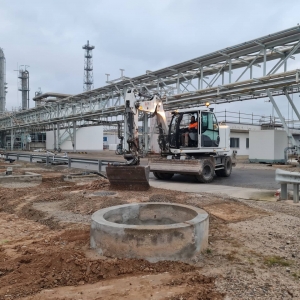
215;156;232;177
153;172;174;180
195;159;214;183
153;172;162;179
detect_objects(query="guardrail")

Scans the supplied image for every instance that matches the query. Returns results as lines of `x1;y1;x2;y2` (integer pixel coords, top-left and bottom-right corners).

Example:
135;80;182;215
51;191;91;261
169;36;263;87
4;152;120;173
275;169;300;203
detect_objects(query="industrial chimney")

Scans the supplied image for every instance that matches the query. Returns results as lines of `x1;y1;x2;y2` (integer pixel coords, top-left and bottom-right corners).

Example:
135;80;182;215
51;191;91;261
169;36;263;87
0;48;6;113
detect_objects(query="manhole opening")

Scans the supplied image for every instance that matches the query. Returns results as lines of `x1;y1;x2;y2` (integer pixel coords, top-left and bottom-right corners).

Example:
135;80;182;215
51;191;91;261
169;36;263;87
93;191;116;196
103;204;197;225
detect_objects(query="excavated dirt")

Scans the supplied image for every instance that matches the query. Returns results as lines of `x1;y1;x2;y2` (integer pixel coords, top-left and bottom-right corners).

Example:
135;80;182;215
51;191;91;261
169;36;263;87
0;160;299;299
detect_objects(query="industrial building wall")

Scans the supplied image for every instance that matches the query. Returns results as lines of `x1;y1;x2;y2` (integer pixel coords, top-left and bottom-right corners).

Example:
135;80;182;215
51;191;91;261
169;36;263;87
103;134;119;149
46;126;103;151
229;132;249;156
249;130;288;163
274;131;289;159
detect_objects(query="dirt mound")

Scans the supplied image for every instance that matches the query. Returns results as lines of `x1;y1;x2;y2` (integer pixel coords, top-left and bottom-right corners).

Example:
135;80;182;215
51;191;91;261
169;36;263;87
19;204;63;229
86;178;109;190
0;188;24;213
0;246;195;299
41;173;64;183
20;204;46;220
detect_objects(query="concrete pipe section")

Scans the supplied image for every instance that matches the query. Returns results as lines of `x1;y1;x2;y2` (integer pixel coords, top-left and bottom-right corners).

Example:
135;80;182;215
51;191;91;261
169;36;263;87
90;202;209;262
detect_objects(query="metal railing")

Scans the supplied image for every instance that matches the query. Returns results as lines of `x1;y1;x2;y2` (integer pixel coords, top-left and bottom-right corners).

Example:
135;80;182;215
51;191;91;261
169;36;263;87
275;169;300;203
5;152;120;173
215;110;300;129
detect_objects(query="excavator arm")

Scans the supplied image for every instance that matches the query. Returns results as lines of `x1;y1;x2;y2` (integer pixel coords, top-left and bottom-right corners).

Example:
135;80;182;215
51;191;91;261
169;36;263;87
106;90;168;190
123;90;169;164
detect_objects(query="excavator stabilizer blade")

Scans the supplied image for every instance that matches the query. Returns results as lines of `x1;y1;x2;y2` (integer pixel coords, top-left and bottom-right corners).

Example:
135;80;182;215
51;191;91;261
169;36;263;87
106;165;150;190
149;157;204;175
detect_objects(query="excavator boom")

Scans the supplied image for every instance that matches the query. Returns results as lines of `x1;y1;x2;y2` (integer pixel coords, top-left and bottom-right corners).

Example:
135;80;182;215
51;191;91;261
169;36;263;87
106;90;165;190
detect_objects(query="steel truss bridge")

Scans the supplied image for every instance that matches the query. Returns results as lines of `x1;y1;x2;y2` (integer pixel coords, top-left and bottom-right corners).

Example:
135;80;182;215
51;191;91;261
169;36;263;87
1;26;300;150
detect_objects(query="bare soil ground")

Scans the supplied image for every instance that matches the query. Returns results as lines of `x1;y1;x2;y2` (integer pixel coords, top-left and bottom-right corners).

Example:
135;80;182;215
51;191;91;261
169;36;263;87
0;160;299;299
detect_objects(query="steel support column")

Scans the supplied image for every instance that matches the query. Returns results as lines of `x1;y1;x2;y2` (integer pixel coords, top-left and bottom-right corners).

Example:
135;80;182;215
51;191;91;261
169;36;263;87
177;76;180;94
124;112;128;151
10;129;14;151
263;47;267;76
200;66;203;89
73;121;76;152
57;123;61;151
284;90;300;121
266;89;296;146
228;59;232;83
293;184;299;203
53;124;57;150
143;113;149;154
281;183;288;200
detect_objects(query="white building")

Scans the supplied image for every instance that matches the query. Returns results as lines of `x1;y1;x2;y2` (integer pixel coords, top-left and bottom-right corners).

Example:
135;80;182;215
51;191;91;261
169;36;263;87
46;126;103;151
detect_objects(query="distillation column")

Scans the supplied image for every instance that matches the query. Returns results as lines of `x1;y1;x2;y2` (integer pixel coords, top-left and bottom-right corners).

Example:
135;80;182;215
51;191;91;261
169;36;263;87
0;48;6;113
18;69;30;110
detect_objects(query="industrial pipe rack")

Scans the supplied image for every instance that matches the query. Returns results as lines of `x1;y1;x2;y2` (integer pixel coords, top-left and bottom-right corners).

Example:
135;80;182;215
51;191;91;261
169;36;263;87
1;26;300;132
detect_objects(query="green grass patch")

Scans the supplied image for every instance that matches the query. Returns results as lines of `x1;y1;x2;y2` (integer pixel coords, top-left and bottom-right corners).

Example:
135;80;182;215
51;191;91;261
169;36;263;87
0;240;9;245
264;256;291;267
206;248;212;254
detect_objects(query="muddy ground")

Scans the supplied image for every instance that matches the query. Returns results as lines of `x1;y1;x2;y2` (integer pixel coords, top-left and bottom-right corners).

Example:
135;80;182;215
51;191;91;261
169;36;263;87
0;160;299;300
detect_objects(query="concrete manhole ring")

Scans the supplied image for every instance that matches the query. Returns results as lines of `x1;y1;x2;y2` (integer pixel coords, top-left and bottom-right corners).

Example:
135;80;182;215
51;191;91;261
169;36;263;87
92;191;117;197
90;202;209;262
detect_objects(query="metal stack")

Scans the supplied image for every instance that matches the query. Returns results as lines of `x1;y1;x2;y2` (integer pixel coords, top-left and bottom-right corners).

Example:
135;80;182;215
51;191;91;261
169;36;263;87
18;68;30;110
82;40;95;92
0;48;7;113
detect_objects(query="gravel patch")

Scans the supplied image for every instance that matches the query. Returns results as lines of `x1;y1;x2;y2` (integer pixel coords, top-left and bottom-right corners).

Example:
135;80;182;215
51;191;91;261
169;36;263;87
0;182;41;188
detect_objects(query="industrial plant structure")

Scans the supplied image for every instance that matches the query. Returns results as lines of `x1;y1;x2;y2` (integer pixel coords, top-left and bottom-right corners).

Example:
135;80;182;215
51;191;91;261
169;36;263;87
0;26;300;162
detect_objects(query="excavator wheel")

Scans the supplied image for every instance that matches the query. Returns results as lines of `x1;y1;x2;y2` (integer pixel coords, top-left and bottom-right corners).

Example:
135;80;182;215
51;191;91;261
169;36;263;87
153;172;174;180
215;156;232;177
153;172;162;179
195;159;214;183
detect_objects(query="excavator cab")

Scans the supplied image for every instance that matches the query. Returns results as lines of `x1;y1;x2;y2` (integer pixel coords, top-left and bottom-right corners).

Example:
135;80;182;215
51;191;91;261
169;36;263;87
169;110;220;149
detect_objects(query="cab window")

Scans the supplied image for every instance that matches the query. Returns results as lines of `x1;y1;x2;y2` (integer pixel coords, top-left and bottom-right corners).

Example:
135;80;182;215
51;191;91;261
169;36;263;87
201;112;220;147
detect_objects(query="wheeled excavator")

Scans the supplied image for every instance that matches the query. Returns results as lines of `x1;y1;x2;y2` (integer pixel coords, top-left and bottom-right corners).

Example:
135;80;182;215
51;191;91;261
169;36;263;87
106;90;233;190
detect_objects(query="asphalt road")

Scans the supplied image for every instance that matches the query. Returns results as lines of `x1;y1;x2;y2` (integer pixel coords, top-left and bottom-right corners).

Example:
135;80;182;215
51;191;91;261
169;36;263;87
7;154;283;191
150;168;280;190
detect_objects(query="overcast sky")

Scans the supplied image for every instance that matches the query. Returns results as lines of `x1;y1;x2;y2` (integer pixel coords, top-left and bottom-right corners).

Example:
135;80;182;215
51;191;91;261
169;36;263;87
1;0;300;122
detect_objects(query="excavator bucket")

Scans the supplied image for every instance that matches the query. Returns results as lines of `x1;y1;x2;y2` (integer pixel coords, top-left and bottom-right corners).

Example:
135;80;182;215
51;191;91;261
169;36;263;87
106;165;150;190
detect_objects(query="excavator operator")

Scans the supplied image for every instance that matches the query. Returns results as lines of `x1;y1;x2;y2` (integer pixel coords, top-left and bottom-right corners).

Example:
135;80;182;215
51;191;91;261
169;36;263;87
182;116;198;147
